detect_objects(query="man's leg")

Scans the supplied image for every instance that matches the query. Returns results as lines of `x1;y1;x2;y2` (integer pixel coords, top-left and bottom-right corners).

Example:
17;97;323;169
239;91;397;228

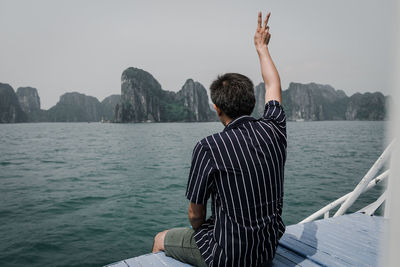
152;228;207;267
152;229;168;253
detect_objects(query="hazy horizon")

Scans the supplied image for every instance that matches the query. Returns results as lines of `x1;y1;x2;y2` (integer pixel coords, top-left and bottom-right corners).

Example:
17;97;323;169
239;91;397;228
0;0;395;109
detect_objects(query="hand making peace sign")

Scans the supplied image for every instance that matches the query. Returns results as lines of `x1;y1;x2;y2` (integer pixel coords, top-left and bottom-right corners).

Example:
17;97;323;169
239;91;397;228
254;12;271;52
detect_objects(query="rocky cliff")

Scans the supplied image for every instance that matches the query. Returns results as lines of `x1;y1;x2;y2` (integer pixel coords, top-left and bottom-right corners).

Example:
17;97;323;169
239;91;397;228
282;82;348;121
1;77;387;123
0;83;27;123
101;94;120;121
16;87;41;113
251;83;267;118
115;67;216;122
176;79;216;122
11;87;122;122
115;67;163;122
47;92;102;122
15;87;48;122
345;92;386;120
252;82;387;121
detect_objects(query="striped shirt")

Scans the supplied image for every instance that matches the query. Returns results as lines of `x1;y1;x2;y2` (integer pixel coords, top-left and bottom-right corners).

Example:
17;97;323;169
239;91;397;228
185;100;287;267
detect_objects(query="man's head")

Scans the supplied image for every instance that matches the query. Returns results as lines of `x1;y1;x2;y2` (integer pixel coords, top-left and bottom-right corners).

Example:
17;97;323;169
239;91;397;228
210;73;255;125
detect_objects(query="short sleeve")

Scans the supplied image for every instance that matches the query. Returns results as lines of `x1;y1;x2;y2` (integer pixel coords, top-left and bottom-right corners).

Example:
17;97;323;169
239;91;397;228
185;142;215;204
263;100;286;128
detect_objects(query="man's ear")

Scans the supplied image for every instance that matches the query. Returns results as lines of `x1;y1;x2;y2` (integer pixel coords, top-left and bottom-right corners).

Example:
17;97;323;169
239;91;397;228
213;104;222;116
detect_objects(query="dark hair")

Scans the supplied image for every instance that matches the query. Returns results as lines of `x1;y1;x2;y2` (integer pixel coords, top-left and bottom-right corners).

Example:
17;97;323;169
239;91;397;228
210;73;255;119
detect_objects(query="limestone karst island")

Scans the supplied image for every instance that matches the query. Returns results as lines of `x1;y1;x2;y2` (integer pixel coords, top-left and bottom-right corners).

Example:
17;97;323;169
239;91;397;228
0;67;388;123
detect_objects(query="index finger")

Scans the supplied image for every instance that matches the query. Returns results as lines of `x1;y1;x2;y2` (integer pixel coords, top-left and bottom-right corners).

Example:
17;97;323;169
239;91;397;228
257;11;262;29
264;12;271;28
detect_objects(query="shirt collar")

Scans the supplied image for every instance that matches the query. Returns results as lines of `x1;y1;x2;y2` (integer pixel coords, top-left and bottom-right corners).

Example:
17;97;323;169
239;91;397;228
223;115;257;132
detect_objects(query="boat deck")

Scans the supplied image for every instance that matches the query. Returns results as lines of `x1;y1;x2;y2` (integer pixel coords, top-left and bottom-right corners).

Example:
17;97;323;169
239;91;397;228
106;213;385;267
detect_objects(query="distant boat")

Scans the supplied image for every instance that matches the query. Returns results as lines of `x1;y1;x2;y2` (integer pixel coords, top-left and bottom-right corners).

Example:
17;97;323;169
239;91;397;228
295;118;305;122
105;141;393;267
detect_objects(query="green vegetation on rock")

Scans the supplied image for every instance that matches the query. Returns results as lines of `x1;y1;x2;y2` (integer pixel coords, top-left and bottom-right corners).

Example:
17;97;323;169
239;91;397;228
115;67;216;123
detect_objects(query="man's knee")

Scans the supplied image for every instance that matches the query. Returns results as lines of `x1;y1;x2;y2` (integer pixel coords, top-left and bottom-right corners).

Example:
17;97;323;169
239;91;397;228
152;230;168;253
154;230;167;244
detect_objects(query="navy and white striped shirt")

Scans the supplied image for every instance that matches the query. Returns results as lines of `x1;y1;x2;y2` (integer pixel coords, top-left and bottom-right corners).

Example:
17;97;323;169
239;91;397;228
185;100;287;267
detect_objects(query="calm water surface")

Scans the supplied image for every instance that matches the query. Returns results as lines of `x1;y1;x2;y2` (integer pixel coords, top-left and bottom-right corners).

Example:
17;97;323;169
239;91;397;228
0;121;387;266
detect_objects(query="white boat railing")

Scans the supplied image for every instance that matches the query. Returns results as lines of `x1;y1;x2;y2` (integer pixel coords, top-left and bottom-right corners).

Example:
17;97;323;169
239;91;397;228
299;140;394;224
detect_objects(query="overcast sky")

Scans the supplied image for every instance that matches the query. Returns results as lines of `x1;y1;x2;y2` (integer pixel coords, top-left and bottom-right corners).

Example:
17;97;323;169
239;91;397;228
0;0;396;109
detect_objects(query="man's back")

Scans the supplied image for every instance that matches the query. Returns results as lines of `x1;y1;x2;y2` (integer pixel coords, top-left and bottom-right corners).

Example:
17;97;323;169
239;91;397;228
186;100;287;266
152;11;286;267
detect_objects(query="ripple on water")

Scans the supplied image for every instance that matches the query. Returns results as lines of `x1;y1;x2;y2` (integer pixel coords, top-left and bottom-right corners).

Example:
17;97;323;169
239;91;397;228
40;160;66;164
164;183;185;190
0;161;24;166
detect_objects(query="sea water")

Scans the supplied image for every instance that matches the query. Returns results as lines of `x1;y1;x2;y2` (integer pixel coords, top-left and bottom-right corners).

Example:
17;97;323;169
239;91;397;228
0;121;387;267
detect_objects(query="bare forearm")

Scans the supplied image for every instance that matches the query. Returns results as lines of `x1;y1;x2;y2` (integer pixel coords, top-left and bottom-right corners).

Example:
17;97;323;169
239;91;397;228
257;47;282;103
188;202;206;230
189;216;205;230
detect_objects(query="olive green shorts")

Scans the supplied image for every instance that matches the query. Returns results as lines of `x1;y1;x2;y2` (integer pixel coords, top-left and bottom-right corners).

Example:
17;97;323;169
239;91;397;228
164;227;207;267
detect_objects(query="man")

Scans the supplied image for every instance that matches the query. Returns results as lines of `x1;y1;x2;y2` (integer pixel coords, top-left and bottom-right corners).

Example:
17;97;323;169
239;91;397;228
152;11;286;267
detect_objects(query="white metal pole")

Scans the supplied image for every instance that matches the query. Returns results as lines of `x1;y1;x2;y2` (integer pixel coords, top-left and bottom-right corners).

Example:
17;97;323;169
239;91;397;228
334;141;394;217
358;190;387;215
299;170;389;223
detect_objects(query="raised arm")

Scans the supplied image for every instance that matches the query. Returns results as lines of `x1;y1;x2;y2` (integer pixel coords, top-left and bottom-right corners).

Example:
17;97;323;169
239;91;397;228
254;12;282;104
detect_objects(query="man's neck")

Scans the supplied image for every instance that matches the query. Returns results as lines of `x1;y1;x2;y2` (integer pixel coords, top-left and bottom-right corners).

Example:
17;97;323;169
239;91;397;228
221;116;232;127
224;118;232;126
